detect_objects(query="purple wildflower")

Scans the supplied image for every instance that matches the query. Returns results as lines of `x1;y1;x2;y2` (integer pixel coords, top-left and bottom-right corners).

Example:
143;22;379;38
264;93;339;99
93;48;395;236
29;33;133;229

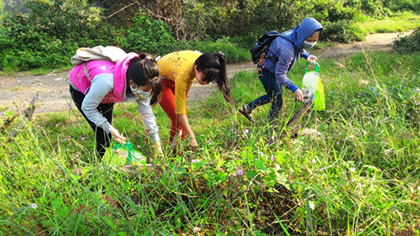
237;169;244;176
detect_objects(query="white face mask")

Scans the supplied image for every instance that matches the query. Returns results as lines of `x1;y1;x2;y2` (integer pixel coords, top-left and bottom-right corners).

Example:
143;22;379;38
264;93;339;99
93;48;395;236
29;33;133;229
130;85;151;99
303;40;317;49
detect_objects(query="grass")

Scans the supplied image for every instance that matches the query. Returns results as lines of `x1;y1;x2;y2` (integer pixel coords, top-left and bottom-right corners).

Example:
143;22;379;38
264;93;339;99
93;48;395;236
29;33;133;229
1;51;420;235
356;11;420;35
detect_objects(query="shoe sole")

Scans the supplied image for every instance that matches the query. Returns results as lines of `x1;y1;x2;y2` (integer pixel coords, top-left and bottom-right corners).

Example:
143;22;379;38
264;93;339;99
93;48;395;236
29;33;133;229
239;108;255;123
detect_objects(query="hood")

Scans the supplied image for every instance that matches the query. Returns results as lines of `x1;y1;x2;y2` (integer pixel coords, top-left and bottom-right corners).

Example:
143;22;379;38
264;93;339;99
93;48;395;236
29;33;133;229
283;17;323;52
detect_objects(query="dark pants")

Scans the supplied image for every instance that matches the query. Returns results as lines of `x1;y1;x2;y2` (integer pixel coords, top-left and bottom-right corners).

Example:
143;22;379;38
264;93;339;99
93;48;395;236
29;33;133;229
70;85;114;158
246;67;283;120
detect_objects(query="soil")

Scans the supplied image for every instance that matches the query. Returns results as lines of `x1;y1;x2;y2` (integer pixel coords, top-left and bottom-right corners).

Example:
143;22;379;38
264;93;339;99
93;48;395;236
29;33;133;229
0;31;413;116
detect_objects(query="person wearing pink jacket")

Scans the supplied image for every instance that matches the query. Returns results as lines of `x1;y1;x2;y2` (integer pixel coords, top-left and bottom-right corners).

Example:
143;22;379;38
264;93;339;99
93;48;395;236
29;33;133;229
69;53;163;159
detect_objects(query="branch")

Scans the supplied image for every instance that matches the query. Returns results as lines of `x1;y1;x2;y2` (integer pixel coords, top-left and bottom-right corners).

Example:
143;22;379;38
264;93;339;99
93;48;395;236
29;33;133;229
104;2;139;19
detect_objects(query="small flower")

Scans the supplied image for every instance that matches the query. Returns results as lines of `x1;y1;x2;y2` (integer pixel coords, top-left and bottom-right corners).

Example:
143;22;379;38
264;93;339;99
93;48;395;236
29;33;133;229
369;88;374;91
244;129;249;134
237;169;244;176
336;142;340;145
374;94;378;97
193;227;201;233
311;159;316;164
80;137;86;141
36;125;41;129
357;93;361;98
270;155;275;162
350;167;356;172
255;158;258;161
30;203;37;209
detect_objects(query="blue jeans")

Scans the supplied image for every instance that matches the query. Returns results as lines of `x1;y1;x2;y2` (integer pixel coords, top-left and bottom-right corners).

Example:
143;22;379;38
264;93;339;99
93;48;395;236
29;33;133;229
246;68;283;120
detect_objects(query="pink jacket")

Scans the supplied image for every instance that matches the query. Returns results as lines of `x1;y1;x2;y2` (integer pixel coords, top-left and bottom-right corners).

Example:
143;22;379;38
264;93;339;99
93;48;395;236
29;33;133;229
69;52;138;103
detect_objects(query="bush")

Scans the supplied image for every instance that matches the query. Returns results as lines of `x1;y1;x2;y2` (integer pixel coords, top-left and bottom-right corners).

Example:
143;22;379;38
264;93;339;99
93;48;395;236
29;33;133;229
118;14;178;56
383;0;420;12
393;27;420;53
320;20;365;43
0;1;120;71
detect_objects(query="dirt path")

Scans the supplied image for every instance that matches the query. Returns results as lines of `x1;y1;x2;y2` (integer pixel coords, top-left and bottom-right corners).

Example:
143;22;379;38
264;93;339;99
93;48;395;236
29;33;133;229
0;31;412;115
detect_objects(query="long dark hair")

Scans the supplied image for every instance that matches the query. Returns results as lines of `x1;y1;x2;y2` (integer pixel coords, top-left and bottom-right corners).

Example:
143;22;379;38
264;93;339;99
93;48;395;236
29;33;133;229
194;52;231;103
126;53;161;105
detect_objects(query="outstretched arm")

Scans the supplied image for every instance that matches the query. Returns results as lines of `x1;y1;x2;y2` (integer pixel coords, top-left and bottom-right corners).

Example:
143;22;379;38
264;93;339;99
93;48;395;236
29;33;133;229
177;114;197;148
136;97;163;156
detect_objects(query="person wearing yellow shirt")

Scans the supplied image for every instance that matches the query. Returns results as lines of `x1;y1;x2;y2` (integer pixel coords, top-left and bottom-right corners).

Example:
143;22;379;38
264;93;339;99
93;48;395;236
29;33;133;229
157;50;231;150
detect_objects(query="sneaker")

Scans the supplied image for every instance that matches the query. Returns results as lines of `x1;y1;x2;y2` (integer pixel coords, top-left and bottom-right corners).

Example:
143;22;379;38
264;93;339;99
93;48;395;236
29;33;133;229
239;106;255;123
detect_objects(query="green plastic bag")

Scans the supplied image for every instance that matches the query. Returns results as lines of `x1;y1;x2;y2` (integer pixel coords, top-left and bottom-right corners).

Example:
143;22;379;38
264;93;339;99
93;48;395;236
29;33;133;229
106;142;147;166
302;62;325;111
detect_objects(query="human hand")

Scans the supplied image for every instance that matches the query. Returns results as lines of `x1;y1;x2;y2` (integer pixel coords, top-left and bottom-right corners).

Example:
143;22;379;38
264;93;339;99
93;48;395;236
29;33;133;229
307;55;319;66
189;136;198;151
154;141;164;157
294;89;304;102
109;126;127;144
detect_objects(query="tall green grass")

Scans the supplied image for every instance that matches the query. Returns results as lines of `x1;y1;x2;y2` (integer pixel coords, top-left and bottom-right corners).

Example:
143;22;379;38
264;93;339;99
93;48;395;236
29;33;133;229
1;51;419;235
356;12;420;34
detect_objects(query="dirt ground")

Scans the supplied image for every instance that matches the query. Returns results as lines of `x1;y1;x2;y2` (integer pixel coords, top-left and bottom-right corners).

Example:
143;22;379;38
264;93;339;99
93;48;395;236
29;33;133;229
0;31;412;116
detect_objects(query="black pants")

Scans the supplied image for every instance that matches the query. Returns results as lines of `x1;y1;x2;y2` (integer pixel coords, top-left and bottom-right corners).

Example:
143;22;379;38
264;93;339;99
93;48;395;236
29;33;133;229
70;85;114;158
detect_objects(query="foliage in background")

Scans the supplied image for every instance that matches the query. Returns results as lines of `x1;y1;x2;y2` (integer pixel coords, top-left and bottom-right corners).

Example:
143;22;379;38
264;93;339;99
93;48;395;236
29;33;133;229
394;26;420;53
0;0;419;71
384;0;420;12
0;0;120;71
118;13;178;56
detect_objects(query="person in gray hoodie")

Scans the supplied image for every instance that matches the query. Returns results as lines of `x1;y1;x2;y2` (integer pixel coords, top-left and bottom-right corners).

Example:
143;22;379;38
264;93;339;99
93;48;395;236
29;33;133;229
239;17;323;122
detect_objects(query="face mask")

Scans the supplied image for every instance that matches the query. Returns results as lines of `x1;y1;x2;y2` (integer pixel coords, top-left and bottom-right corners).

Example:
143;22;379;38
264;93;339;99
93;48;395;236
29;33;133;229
130;85;151;99
303;40;317;49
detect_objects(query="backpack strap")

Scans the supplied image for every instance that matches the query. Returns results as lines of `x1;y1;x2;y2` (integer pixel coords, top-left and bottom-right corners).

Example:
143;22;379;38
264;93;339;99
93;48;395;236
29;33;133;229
83;63;91;80
280;35;297;51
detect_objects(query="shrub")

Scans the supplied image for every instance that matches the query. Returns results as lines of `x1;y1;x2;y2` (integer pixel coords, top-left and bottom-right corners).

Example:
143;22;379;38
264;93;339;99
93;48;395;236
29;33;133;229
393;27;420;53
320;20;365;43
118;14;178;56
0;1;119;71
383;0;420;12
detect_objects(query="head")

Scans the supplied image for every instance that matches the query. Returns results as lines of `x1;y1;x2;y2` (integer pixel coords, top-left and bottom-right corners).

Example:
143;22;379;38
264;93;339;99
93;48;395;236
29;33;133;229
287;17;323;51
303;30;321;49
194;52;231;103
126;53;161;105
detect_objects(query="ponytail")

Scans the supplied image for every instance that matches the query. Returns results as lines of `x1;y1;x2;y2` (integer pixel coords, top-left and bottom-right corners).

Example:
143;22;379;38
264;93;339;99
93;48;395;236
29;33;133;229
215;53;231;104
195;52;232;103
127;53;162;105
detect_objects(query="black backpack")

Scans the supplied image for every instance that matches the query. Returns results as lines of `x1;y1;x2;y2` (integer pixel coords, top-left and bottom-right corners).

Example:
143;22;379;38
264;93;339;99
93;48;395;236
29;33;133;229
250;30;281;64
250;30;296;64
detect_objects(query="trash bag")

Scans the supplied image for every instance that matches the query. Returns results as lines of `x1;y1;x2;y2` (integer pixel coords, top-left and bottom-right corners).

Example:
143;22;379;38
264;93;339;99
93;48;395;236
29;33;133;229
302;62;325;111
106;142;147;166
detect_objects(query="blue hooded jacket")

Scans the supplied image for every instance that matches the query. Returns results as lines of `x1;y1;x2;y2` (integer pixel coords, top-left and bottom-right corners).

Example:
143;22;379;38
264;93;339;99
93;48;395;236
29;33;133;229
263;17;323;93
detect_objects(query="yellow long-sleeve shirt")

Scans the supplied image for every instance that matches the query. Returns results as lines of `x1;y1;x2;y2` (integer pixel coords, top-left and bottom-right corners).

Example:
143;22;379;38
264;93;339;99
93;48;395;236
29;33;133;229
157;50;202;115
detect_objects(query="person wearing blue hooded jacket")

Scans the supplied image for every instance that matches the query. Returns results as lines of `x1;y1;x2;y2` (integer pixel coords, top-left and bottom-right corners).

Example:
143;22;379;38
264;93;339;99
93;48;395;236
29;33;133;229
239;17;323;123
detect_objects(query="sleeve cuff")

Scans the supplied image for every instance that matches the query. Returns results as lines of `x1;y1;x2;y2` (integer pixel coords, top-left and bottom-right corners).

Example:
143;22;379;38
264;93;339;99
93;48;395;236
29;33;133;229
302;51;310;60
288;84;298;93
150;132;160;143
103;122;112;134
